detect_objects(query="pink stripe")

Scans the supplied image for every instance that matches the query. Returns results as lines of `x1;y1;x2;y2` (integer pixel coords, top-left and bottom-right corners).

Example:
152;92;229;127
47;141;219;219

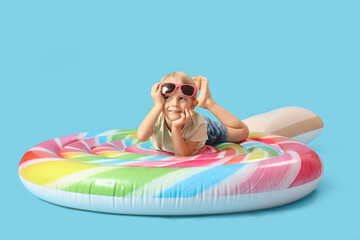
109;140;126;150
164;158;220;168
125;145;172;155
229;153;294;194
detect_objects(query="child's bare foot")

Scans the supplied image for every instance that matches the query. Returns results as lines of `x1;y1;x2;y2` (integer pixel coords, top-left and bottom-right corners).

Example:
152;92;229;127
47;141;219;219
192;75;215;109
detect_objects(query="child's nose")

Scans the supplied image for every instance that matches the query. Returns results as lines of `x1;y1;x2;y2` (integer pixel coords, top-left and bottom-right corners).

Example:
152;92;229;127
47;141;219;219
170;98;179;105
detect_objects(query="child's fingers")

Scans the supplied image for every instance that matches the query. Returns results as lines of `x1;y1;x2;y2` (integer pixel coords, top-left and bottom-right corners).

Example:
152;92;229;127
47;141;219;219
151;83;157;93
156;83;163;94
198;75;208;81
189;109;194;118
201;77;208;88
193;77;201;89
185;108;193;120
151;83;160;93
184;109;188;118
197;80;201;89
180;113;186;120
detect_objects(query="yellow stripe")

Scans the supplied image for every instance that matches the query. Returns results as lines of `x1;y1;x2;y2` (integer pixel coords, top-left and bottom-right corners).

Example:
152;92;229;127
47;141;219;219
248;132;272;139
60;152;93;158
19;160;99;186
246;149;265;162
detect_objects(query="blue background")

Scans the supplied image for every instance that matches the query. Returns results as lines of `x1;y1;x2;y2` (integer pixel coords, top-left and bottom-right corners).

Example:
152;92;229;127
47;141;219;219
1;0;359;239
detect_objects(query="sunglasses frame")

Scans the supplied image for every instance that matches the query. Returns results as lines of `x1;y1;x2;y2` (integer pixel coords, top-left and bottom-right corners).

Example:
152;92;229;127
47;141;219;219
161;83;198;98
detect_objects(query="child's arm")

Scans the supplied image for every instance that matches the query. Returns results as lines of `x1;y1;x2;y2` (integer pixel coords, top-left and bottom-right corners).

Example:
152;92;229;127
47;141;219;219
206;102;249;142
194;76;249;142
137;83;164;142
171;108;200;156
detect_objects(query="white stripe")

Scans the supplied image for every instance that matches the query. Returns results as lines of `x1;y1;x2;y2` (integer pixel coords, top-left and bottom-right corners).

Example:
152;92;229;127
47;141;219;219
217;151;226;158
241;153;252;163
274;151;302;190
90;146;112;151
243;155;269;194
90;159;115;164
106;152;128;158
60;152;89;156
147;158;194;167
137;156;159;160
269;143;282;152
94;137;100;147
79;132;89;138
54;138;63;149
242;149;265;163
95;130;123;137
66;154;95;158
188;155;200;160
250;135;275;139
200;162;259;197
108;141;123;150
62;146;84;152
79;140;91;152
29;147;56;155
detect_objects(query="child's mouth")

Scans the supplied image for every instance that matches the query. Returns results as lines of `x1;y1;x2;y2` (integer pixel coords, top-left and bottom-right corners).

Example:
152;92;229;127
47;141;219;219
169;110;181;113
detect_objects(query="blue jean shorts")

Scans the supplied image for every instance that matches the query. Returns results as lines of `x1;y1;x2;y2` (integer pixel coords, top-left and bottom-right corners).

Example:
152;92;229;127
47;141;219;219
203;117;228;145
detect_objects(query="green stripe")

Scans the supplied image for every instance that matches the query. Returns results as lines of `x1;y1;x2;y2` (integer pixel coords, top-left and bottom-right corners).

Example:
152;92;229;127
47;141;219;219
107;129;138;141
247;145;280;157
62;167;181;197
215;143;249;154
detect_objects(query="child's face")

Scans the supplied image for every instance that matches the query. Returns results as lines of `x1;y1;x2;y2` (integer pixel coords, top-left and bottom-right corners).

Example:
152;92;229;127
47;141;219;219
161;78;198;122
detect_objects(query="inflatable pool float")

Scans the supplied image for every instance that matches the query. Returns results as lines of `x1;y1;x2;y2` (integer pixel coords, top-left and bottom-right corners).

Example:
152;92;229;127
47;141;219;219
18;107;324;215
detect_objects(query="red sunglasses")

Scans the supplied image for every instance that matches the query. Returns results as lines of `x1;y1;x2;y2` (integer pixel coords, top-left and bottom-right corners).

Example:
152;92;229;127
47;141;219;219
161;83;197;98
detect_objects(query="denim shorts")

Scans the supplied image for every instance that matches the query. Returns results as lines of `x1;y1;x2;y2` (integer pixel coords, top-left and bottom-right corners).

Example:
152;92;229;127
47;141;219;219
203;116;228;145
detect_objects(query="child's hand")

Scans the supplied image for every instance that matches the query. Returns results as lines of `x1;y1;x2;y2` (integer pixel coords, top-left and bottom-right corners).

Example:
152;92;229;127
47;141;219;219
151;83;165;107
171;108;194;129
192;75;215;109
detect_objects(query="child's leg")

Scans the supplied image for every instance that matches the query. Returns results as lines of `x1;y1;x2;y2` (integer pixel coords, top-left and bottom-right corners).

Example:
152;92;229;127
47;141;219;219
195;77;249;143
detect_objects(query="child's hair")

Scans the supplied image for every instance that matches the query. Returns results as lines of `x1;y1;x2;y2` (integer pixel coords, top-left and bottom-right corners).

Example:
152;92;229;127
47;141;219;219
160;71;197;100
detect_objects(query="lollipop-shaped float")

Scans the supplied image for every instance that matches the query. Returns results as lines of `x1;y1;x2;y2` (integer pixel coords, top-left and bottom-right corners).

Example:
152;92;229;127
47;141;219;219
18;107;324;215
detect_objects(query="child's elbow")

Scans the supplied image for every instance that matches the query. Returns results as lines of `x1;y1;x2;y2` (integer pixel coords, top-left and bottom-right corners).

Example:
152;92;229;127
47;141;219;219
174;152;190;157
242;125;249;141
137;135;149;142
136;132;148;142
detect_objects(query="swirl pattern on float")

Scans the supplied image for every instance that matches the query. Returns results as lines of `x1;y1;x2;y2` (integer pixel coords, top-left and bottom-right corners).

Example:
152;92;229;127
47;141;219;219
18;129;323;214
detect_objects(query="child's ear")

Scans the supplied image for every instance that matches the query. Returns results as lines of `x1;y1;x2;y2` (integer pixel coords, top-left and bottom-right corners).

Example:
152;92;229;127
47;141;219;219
191;100;198;110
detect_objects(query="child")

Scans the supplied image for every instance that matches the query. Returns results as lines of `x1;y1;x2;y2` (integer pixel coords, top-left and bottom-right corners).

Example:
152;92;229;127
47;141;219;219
137;71;249;156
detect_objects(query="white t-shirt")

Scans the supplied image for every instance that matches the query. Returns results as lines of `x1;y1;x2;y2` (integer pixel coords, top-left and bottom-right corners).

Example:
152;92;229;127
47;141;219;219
150;111;208;154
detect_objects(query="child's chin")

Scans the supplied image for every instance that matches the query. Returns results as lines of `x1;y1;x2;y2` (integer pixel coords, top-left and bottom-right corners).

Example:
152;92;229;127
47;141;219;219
167;114;181;121
170;116;181;120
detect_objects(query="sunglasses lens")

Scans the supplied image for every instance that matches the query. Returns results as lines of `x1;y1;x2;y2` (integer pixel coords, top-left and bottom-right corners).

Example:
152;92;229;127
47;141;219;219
181;85;195;96
162;83;176;94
